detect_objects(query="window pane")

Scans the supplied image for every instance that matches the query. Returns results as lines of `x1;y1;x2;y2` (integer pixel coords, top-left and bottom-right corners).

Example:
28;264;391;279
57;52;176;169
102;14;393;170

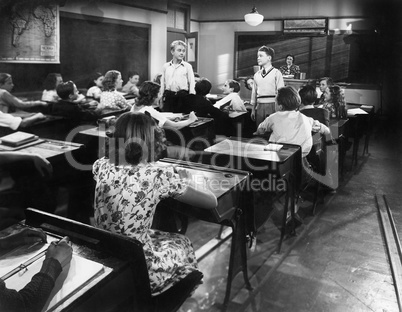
175;9;185;30
167;10;175;28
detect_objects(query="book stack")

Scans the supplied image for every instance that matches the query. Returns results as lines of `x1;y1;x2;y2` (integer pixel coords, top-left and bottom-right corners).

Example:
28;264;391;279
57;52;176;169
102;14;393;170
0;131;39;147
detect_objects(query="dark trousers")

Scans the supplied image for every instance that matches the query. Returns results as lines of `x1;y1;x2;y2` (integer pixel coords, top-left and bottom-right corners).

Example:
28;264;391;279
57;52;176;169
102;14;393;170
162;90;189;113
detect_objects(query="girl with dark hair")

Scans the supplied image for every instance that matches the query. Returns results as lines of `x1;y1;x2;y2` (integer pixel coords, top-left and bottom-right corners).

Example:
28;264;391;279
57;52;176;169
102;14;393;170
86;72;104;100
132;81;197;130
322;85;347;119
93;112;217;295
41;73;63;102
100;70;131;110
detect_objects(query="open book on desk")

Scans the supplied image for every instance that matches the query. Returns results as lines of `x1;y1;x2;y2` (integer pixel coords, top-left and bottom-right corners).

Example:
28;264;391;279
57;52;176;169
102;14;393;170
1;241;105;312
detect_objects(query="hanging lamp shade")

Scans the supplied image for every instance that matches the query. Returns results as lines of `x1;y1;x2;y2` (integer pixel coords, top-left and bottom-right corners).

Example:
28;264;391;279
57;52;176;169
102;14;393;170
244;6;264;26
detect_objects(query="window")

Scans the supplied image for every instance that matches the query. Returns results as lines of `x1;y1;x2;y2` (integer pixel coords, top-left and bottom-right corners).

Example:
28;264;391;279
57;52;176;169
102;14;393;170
167;3;189;33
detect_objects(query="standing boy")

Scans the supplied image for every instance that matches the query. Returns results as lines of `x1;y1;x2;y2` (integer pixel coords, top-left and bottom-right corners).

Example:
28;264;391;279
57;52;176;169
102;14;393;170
161;40;195;112
250;46;284;127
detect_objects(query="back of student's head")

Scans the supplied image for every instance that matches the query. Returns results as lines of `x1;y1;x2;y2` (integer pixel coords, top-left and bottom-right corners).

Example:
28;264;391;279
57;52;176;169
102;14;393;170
227;79;241;93
56;81;75;100
195;78;212;96
299;85;317;105
111;112;165;165
276;86;301;111
43;73;62;91
137;81;160;107
103;70;121;91
170;40;187;51
328;85;344;105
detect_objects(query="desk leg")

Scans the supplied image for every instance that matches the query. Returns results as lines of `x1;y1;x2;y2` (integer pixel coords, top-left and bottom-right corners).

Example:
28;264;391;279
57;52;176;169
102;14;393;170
277;176;297;254
223;208;252;309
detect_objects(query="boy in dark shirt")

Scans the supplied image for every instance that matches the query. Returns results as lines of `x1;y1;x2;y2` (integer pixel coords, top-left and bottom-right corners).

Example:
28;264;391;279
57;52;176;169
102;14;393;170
181;78;234;136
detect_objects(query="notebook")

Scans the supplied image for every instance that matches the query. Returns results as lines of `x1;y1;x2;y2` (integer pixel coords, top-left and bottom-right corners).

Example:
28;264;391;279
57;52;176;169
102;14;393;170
0;131;39;147
264;143;283;151
4;246;105;312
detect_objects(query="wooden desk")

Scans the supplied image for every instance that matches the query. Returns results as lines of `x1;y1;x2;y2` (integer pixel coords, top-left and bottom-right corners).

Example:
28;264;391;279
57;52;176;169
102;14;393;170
330;119;349;177
157;158;252;309
165;117;215;151
7;208;201;312
204;138;302;253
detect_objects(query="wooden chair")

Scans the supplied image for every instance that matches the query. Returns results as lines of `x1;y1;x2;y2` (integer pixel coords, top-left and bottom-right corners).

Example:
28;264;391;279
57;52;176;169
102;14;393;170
24;208;203;312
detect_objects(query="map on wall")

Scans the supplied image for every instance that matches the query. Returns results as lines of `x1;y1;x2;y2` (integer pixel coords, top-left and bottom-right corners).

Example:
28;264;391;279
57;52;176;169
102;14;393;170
0;4;59;63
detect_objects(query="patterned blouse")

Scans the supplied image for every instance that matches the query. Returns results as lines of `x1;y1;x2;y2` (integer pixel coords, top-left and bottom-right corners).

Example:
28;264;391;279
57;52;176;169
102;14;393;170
99;90;130;110
93;158;199;295
279;64;300;76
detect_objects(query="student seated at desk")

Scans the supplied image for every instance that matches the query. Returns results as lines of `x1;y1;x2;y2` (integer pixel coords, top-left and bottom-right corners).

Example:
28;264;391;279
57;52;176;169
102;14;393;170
55;81;100;120
181;78;233;136
86;72;104;100
255;86;330;159
321;85;347;120
299;85;330;126
0;229;72;312
100;70;131;110
93;112;217;295
0;73;48;113
121;71;140;97
213;79;247;112
41;73;63;102
131;81;197;130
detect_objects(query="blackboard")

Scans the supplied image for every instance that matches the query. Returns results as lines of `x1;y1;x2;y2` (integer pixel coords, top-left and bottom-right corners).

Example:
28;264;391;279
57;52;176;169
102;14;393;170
60;13;149;89
235;32;350;82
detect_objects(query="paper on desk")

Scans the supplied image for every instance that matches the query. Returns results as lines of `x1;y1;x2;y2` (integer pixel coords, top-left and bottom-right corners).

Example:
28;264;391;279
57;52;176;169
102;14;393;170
360;105;373;110
264;143;283;151
347;108;368;116
5;253;104;312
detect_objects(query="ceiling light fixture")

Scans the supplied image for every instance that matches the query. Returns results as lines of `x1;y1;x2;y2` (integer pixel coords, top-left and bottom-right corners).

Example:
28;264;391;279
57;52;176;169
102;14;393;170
244;6;264;27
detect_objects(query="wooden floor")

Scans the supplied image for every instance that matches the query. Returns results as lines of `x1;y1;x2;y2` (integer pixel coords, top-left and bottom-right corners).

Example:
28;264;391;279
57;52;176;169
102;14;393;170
180;116;402;312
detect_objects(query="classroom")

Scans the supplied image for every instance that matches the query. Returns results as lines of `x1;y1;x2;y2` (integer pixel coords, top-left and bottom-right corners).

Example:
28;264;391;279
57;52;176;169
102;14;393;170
0;0;401;311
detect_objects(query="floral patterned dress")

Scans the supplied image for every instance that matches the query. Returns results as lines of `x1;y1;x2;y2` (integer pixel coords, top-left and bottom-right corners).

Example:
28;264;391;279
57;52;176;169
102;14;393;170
93;157;199;295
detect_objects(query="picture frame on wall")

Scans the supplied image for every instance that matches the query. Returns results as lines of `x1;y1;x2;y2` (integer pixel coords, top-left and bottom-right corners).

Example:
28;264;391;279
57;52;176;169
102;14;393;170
186;32;198;72
283;18;328;35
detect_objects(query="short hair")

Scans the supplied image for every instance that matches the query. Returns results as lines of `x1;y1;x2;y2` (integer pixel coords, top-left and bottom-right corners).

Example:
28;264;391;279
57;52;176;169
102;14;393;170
102;70;121;91
43;73;62;91
286;54;295;63
110;112;166;165
195;78;212;96
127;71;140;79
170;40;187;51
194;72;200;79
0;73;11;85
56;81;75;100
276;86;301;111
137;81;161;107
298;85;317;105
227;79;240;93
258;46;275;59
319;77;334;86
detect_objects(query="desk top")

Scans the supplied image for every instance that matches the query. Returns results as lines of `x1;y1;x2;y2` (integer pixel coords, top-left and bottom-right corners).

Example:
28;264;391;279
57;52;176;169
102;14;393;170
204;138;299;164
0;139;83;159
